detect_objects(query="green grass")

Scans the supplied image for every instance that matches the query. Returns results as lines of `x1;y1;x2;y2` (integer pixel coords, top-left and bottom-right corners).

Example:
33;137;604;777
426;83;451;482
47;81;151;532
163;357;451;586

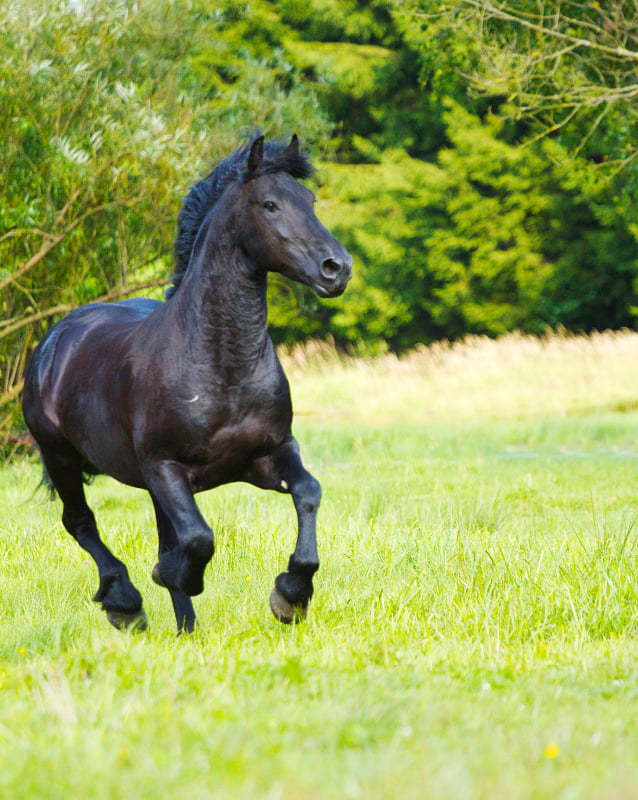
2;332;638;799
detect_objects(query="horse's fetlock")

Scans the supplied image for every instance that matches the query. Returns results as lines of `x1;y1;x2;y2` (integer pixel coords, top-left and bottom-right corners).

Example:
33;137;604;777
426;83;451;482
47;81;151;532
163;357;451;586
288;553;319;577
184;533;215;563
93;572;142;613
157;537;212;597
275;569;314;606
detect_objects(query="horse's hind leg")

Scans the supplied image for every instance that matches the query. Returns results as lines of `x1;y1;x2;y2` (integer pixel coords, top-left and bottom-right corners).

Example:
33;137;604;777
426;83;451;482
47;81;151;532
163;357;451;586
150;495;196;635
39;445;147;632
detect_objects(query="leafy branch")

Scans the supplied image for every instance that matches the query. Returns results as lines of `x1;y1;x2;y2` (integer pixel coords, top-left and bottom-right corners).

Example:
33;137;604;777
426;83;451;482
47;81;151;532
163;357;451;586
458;0;638;60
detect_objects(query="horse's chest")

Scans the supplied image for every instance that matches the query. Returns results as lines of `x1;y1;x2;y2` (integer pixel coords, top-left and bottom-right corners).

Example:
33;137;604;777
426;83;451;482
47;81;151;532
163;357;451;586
215;409;287;456
182;391;291;489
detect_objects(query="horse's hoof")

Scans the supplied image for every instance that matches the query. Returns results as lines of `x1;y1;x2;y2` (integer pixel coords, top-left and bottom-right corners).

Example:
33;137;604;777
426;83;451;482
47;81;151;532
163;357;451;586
269;588;307;625
151;562;164;587
106;609;148;632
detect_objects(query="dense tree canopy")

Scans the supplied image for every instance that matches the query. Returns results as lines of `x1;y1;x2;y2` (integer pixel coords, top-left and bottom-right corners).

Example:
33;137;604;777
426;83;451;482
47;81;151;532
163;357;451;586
262;0;638;346
1;0;637;443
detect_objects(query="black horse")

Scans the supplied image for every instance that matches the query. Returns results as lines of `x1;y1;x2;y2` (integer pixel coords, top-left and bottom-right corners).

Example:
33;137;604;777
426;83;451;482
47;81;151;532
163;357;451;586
22;134;352;634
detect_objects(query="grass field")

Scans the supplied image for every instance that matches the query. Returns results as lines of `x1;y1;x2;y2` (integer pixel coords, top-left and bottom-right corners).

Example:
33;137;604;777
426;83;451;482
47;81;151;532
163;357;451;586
1;330;638;799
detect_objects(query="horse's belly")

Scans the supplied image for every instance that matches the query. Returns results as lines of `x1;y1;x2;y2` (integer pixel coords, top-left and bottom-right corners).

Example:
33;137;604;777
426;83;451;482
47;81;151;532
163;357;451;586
80;432;145;487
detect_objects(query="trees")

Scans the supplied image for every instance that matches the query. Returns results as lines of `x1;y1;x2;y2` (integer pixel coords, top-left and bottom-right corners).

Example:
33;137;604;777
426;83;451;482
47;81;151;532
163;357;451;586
396;0;638;333
442;0;638;249
262;0;637;348
451;1;638;159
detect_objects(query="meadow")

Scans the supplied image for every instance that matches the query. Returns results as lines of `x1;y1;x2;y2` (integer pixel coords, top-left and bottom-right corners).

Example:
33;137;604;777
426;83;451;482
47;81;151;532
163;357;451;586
1;330;637;800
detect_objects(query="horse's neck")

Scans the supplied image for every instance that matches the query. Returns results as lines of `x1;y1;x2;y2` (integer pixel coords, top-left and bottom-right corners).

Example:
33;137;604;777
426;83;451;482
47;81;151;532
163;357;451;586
171;243;271;376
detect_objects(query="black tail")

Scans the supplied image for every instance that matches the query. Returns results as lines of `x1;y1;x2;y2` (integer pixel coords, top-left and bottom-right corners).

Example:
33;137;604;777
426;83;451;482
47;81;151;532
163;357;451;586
35;454;97;501
39;461;57;500
21;453;57;507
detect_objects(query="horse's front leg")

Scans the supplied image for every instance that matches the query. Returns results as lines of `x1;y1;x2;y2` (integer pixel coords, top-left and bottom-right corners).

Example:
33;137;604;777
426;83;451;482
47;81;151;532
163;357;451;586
249;437;321;624
142;462;215;598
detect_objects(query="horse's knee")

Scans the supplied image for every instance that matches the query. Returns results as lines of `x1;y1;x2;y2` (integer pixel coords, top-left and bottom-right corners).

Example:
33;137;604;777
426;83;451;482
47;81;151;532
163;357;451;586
293;475;322;515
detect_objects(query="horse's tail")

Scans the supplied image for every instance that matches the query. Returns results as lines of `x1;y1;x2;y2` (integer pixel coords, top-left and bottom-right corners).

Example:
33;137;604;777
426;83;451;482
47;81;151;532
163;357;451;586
36;458;96;500
19;455;57;507
39;461;57;500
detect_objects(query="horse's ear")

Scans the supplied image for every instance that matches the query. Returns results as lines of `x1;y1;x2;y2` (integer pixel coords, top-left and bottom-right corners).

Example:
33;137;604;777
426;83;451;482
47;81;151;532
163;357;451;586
286;134;300;158
247;135;264;174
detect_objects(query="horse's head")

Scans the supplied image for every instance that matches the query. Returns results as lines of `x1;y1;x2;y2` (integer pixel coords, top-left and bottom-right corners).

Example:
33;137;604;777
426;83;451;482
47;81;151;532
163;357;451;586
237;135;352;298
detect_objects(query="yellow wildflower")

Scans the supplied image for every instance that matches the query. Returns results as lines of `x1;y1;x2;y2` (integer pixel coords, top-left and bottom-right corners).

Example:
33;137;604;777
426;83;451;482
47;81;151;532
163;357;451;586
544;743;560;759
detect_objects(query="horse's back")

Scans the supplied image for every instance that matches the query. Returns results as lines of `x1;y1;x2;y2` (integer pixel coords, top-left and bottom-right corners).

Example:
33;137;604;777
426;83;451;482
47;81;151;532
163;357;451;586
52;297;160;334
30;297;159;369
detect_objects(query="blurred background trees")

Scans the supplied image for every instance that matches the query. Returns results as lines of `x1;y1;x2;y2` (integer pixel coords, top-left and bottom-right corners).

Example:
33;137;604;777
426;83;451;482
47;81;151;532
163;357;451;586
1;0;637;441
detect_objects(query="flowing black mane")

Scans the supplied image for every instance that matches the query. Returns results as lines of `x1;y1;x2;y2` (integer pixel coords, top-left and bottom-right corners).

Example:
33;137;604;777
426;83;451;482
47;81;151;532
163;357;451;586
167;134;314;299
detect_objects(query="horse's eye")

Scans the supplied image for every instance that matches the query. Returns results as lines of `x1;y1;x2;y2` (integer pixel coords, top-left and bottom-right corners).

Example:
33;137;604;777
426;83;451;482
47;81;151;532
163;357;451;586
263;201;278;212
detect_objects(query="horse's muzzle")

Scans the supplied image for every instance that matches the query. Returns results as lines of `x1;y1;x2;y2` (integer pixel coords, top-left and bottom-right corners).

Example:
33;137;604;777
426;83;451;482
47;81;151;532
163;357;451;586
317;255;353;297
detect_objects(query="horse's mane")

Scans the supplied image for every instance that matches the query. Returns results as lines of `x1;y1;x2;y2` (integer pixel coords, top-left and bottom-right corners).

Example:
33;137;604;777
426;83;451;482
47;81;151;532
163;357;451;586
166;133;314;300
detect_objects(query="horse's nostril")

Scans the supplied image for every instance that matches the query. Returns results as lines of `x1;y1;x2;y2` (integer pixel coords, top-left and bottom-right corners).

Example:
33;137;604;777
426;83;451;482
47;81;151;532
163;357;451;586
321;258;341;280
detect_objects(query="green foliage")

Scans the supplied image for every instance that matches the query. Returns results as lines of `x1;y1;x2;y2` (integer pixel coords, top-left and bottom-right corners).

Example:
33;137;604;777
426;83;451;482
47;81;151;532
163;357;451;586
269;102;637;349
427;0;638;222
423;105;638;338
447;0;638;157
278;0;395;41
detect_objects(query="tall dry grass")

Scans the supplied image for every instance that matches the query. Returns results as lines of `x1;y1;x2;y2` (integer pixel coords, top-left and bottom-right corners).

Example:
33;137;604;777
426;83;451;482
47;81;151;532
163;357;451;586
279;329;638;423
